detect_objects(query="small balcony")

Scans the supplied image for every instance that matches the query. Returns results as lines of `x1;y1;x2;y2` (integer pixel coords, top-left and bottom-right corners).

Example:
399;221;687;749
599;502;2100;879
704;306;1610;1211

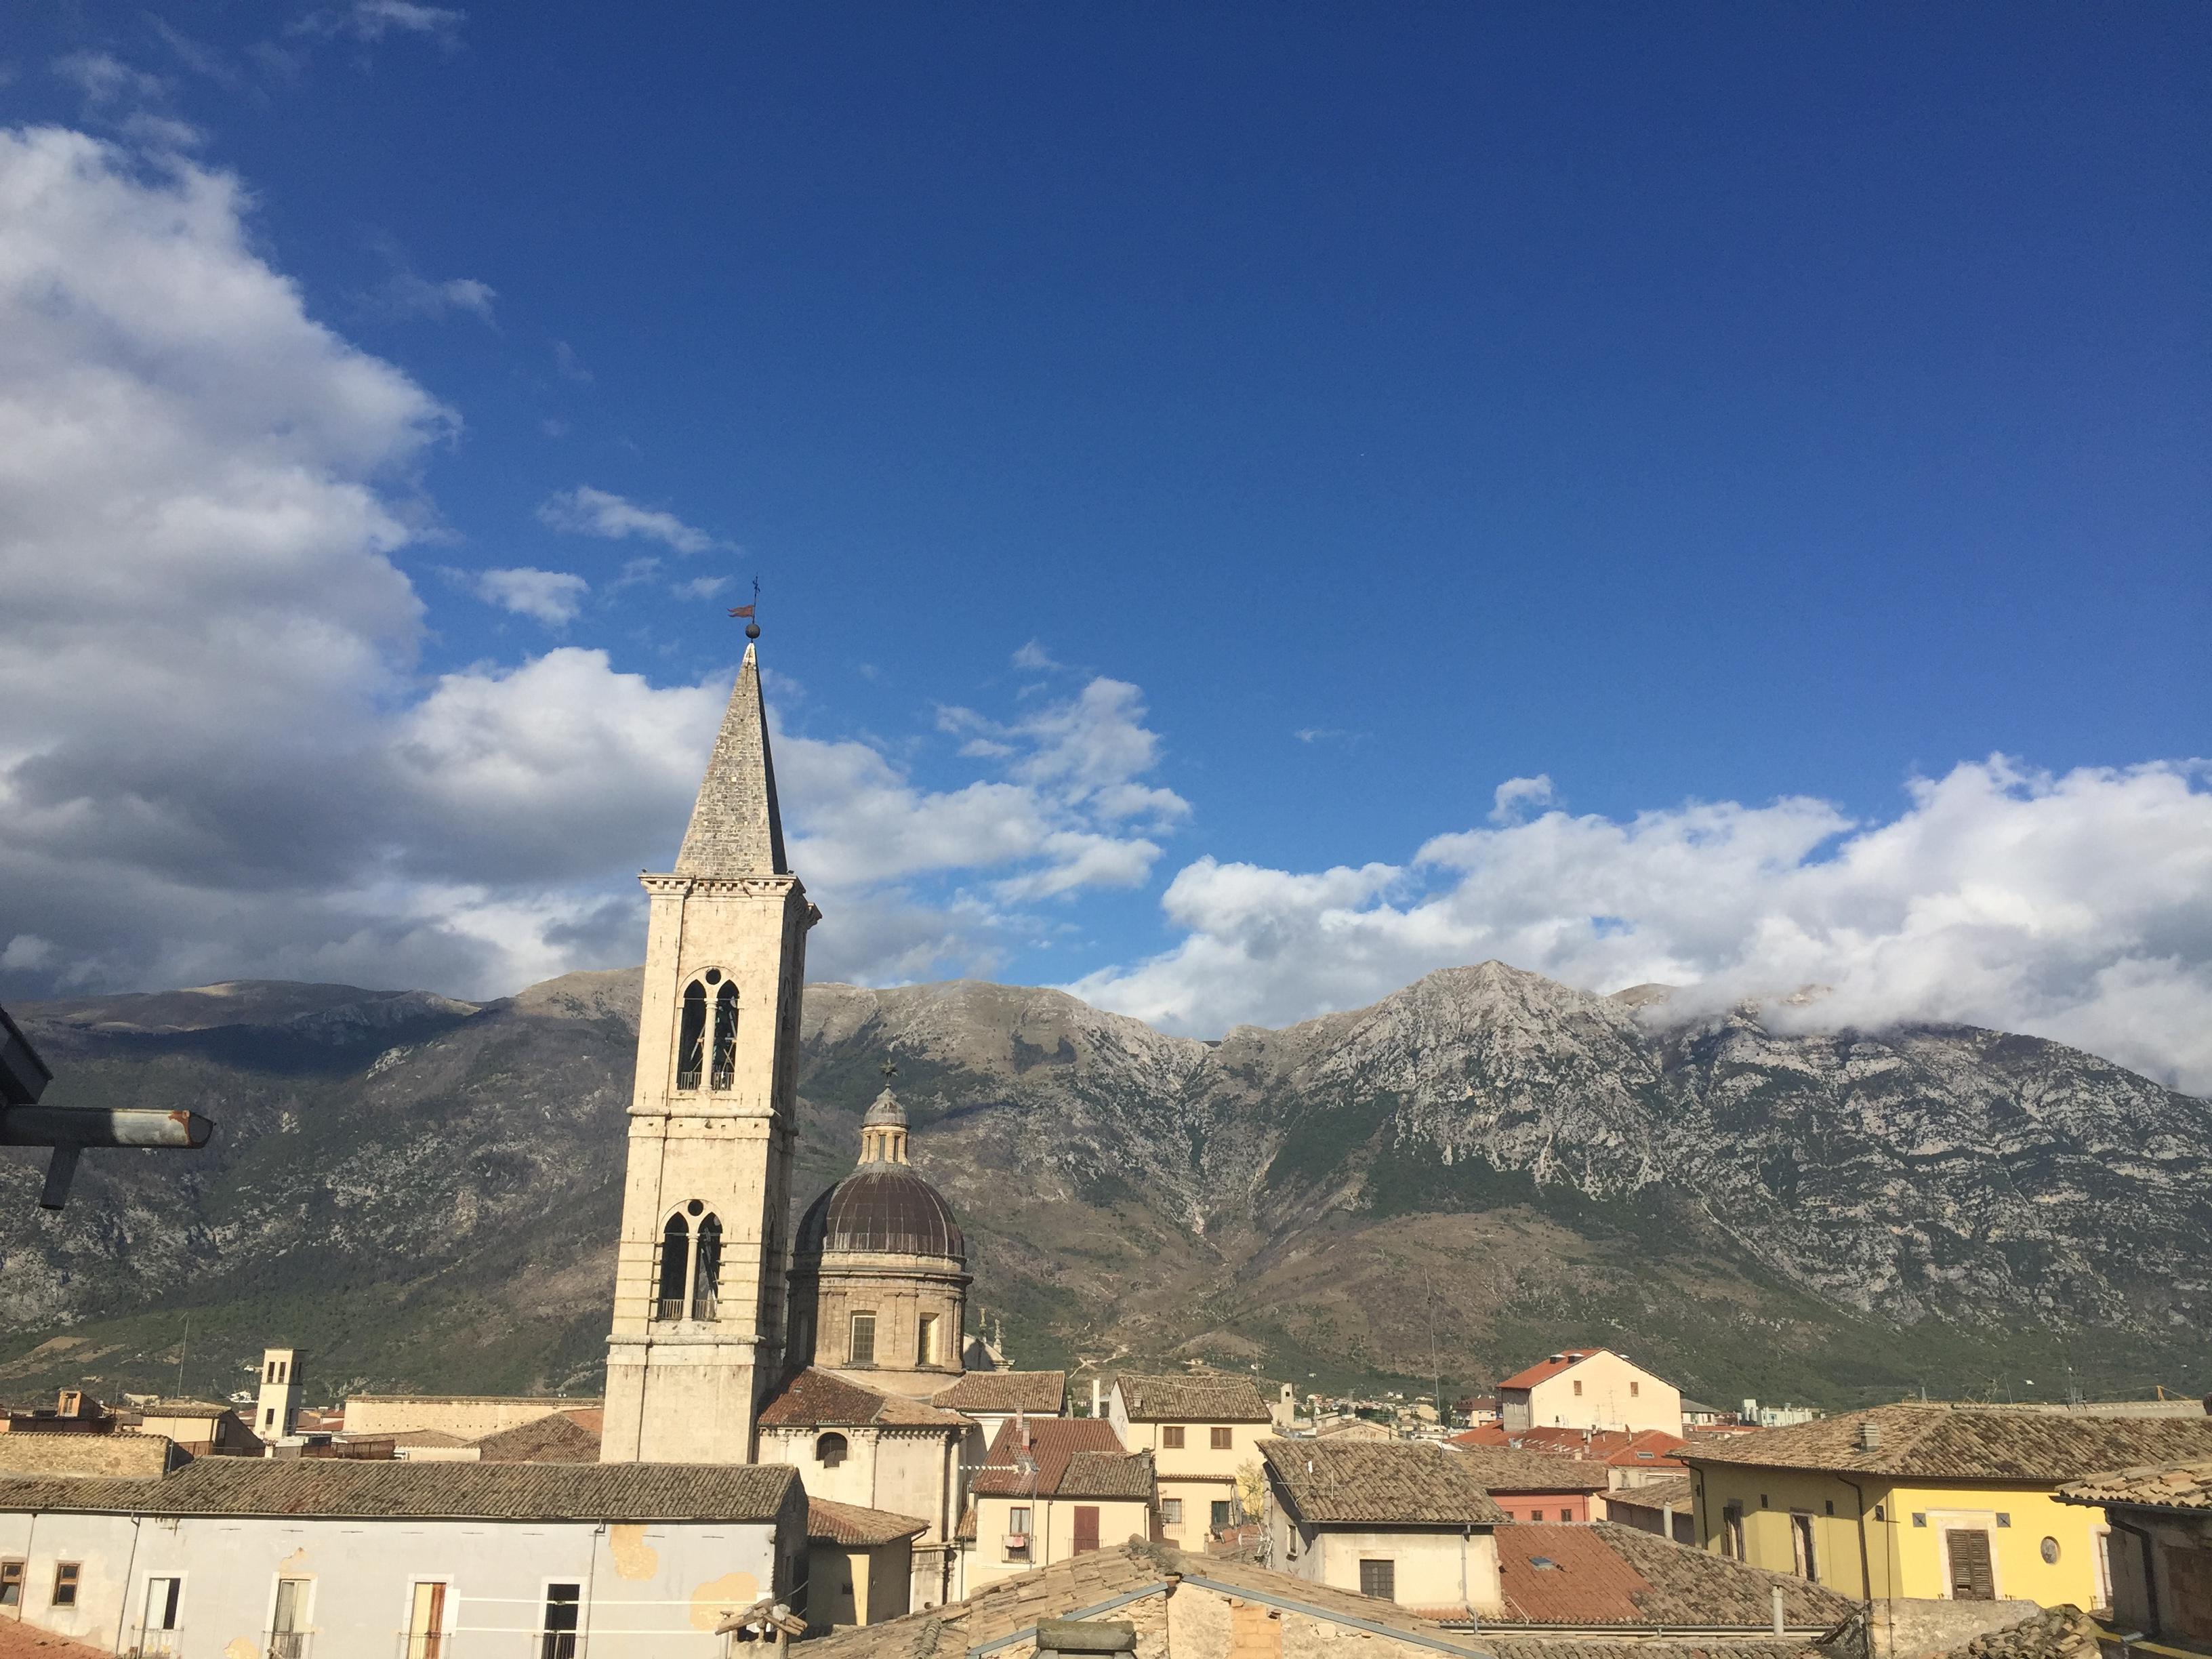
265;1632;312;1659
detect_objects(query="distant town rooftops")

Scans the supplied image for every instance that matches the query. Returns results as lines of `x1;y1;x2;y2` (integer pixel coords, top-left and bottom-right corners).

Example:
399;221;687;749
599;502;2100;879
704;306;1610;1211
470;1408;602;1464
1682;1403;2212;1481
1603;1476;1696;1515
929;1370;1067;1416
1443;1441;1612;1494
2056;1454;2212;1513
0;1457;798;1523
1263;1437;1506;1526
1113;1372;1273;1423
1493;1521;1851;1629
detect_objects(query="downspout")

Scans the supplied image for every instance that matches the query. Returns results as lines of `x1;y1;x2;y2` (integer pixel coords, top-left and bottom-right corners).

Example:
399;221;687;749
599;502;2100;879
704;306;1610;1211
111;1513;145;1656
1840;1477;1876;1659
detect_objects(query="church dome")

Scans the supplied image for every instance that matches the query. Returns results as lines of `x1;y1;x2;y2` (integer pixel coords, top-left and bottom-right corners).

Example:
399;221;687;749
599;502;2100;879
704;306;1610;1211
796;1166;965;1261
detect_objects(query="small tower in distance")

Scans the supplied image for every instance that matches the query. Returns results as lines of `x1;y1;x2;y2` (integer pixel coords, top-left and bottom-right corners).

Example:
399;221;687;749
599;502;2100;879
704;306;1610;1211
255;1347;300;1440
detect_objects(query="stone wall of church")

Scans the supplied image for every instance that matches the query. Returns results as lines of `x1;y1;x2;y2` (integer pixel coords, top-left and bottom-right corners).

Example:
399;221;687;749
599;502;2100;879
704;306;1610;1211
792;1251;967;1397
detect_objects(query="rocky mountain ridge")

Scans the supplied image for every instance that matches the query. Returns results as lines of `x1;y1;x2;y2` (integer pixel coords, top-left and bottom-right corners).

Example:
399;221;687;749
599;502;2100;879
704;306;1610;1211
3;961;2207;1406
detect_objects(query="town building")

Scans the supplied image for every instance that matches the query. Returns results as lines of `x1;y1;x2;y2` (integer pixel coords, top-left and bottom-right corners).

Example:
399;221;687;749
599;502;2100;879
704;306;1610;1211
2058;1454;2212;1645
1497;1349;1685;1437
1607;1475;1698;1543
128;1401;258;1457
1682;1403;2212;1611
1442;1440;1612;1522
806;1495;931;1630
340;1393;600;1439
932;1369;1067;1446
0;1459;803;1659
754;1366;968;1608
1515;1425;1692;1487
1259;1437;1504;1615
1107;1372;1274;1551
600;639;815;1465
962;1417;1158;1590
251;1347;301;1441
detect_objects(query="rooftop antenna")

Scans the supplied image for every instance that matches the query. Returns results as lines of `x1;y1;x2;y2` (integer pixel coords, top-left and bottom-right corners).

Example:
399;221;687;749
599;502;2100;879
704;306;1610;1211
728;579;761;640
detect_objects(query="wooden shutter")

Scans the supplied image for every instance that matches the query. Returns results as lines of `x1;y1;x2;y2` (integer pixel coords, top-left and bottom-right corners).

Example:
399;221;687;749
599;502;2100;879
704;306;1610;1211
1947;1530;1996;1601
1073;1505;1101;1554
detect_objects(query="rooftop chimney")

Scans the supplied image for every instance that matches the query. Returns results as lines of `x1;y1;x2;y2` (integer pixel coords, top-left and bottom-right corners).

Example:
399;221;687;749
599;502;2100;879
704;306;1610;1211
1858;1421;1883;1452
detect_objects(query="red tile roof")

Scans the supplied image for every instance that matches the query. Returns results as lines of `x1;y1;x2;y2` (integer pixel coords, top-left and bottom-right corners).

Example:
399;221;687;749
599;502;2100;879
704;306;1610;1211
1518;1427;1689;1470
970;1418;1154;1501
809;1496;930;1547
756;1368;967;1429
1445;1442;1612;1494
1496;1351;1603;1392
1496;1522;1850;1629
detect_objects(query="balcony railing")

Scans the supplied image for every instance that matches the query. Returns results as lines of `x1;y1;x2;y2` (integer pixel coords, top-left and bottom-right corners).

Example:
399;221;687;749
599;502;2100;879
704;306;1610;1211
264;1631;311;1659
122;1636;182;1659
538;1632;580;1659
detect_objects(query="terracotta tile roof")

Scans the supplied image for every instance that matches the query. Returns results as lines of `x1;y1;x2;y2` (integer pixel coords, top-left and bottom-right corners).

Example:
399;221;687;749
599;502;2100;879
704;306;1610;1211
1931;1604;2101;1659
1605;1477;1696;1513
1498;1350;1603;1391
953;1500;976;1541
930;1370;1067;1415
1446;1441;1612;1494
1112;1372;1273;1423
1263;1437;1507;1525
2057;1455;2212;1513
755;1367;967;1429
1519;1427;1689;1470
796;1538;1498;1659
1496;1523;1850;1629
470;1409;600;1463
808;1496;930;1546
387;1429;470;1448
1680;1404;2212;1482
971;1418;1155;1501
0;1457;798;1521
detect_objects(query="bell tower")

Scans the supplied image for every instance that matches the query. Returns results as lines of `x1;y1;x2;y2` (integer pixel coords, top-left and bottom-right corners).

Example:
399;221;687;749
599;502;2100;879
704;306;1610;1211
602;638;818;1463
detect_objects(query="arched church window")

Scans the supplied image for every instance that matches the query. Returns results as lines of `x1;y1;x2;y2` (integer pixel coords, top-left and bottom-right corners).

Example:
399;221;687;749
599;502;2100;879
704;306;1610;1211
691;1214;722;1321
657;1213;689;1320
710;983;739;1090
815;1432;847;1468
676;982;707;1090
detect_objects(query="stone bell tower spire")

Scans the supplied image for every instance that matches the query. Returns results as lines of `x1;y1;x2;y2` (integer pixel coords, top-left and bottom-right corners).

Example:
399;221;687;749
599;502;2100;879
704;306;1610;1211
602;636;819;1465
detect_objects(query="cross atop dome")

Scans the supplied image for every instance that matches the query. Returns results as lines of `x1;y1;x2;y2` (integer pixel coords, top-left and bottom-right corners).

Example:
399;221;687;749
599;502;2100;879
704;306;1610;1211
859;1069;909;1166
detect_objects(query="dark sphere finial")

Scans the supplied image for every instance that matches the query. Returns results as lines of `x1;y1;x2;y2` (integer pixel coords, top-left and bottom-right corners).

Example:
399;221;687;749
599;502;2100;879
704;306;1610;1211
745;620;761;640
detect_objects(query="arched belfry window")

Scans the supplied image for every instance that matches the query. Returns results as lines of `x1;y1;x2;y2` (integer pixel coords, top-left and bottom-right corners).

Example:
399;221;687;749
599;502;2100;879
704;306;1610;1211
710;983;739;1090
691;1214;722;1321
657;1214;689;1320
676;982;707;1090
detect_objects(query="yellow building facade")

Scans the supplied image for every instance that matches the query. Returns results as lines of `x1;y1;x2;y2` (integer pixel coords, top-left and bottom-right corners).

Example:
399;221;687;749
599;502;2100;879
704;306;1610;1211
1108;1372;1275;1552
1684;1404;2212;1613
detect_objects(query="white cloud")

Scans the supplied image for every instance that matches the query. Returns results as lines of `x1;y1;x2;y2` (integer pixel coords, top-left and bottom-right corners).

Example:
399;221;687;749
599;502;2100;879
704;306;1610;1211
1489;774;1557;823
673;575;730;601
382;271;495;323
552;340;592;383
1011;639;1062;671
295;2;466;47
1068;758;2212;1093
474;567;588;627
537;485;724;554
52;53;169;106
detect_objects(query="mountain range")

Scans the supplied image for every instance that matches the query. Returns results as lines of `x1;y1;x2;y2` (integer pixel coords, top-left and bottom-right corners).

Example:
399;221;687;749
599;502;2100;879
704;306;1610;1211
4;961;2208;1410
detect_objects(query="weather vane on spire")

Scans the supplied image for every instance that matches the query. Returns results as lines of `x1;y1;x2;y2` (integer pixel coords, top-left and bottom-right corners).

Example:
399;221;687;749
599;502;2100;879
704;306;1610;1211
880;1059;898;1082
728;577;761;640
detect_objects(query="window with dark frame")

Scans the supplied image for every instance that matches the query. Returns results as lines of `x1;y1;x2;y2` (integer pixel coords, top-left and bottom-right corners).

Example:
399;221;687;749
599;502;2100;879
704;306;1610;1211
541;1584;581;1659
657;1212;689;1319
691;1214;721;1321
1162;1498;1183;1525
710;983;739;1089
0;1559;23;1605
1162;1425;1185;1448
1210;1426;1232;1450
676;981;707;1088
1359;1559;1396;1601
52;1563;81;1607
815;1432;848;1468
849;1311;876;1366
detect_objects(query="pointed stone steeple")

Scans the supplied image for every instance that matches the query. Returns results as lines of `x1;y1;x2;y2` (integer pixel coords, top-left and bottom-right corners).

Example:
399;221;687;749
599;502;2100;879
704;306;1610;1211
676;642;788;876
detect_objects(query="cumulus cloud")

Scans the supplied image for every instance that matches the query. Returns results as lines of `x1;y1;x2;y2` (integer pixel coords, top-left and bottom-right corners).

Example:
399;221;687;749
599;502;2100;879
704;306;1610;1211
1011;639;1062;671
1489;774;1557;823
0;125;1192;1004
537;485;724;554
1067;758;2212;1092
474;567;588;627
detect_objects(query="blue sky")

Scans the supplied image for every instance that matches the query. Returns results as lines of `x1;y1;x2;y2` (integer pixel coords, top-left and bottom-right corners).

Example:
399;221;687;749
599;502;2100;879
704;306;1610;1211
3;4;2209;1085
